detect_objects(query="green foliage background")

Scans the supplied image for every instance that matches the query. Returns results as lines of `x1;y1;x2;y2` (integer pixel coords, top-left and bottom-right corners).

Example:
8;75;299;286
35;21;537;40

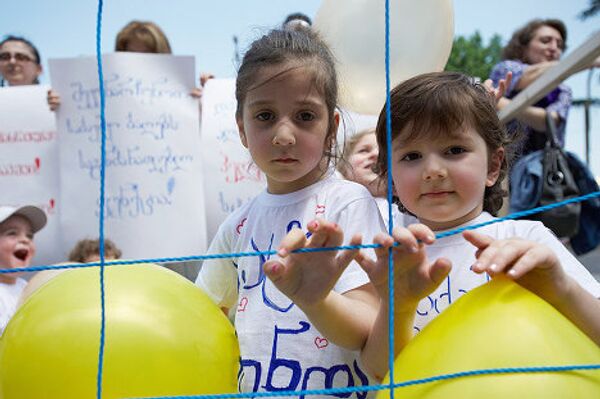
445;32;503;81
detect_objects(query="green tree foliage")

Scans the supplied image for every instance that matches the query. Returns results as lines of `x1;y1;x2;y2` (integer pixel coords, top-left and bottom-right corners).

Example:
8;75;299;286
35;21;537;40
445;32;503;80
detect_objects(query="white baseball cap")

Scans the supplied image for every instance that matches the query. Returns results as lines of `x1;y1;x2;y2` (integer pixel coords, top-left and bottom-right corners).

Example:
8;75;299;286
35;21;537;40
0;205;47;233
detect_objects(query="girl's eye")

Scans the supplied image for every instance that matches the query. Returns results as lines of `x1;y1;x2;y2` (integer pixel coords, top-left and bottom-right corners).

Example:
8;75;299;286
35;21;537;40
446;146;467;155
400;152;421;161
256;111;274;121
297;111;315;122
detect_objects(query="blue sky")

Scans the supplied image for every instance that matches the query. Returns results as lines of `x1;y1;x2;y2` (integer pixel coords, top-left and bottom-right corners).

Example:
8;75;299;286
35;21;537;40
2;0;599;172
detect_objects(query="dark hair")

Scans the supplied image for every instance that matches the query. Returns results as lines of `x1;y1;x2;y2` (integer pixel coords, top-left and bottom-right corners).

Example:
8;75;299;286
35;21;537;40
283;12;312;28
68;238;122;263
0;35;42;86
375;71;517;216
502;19;567;61
0;35;41;65
115;20;172;54
235;29;339;167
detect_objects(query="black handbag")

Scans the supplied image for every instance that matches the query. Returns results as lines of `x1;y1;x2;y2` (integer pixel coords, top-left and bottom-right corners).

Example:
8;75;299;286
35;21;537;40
530;114;581;238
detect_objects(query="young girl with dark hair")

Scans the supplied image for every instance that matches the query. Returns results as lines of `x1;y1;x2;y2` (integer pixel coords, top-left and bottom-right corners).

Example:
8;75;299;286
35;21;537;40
195;28;385;397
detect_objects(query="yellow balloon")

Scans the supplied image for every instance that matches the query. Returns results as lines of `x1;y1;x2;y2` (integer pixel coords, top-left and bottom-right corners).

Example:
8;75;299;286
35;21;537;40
377;278;600;399
16;266;70;308
314;0;454;115
0;264;239;399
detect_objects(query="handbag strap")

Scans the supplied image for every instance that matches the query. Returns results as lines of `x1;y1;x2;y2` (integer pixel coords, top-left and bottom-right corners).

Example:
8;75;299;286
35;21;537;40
544;112;562;149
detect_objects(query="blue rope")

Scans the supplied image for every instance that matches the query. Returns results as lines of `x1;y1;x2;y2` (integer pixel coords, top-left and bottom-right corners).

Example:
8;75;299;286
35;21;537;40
384;1;395;398
5;190;600;276
130;364;600;399
95;0;107;397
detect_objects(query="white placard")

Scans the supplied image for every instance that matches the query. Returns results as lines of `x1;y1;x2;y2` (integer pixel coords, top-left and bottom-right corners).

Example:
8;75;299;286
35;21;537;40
200;79;266;243
49;53;207;260
0;85;62;265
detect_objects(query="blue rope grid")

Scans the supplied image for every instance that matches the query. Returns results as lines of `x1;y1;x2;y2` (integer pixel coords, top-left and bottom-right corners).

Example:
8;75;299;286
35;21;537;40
5;0;600;398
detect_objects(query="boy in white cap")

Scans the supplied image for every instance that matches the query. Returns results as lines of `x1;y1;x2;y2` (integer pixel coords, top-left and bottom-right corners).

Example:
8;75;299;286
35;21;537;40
0;205;47;334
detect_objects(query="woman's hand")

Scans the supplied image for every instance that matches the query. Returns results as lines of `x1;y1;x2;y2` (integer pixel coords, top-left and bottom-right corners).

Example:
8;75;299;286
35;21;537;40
47;89;61;111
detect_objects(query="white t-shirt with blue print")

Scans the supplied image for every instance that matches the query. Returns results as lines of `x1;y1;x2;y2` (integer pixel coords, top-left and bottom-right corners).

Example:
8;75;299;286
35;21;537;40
196;176;386;399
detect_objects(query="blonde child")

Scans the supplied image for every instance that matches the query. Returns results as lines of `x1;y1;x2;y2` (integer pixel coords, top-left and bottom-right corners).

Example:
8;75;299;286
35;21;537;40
0;205;46;333
338;128;416;228
195;29;385;397
346;71;600;379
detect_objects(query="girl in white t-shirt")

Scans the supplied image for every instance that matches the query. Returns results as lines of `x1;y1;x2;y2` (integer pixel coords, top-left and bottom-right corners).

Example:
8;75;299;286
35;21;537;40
344;71;600;379
196;28;385;398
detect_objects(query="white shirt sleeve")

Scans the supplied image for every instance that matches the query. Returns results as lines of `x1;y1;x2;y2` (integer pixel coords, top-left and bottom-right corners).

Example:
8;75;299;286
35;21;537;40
195;224;239;309
333;195;385;294
527;222;600;298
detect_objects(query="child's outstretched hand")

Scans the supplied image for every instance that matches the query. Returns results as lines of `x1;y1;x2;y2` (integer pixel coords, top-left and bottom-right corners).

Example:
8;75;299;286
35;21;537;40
484;71;512;103
356;224;451;309
263;219;361;310
464;230;569;305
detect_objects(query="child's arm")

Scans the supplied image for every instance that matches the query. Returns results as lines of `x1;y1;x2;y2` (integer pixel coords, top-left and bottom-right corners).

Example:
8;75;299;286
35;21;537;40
263;219;379;351
465;230;600;345
354;224;451;380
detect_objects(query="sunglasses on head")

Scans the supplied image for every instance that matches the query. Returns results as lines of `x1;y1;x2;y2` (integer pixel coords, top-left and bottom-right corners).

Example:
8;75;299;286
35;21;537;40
0;52;35;63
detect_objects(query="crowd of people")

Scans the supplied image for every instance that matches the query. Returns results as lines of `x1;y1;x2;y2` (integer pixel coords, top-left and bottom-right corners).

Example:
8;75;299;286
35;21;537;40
1;12;599;398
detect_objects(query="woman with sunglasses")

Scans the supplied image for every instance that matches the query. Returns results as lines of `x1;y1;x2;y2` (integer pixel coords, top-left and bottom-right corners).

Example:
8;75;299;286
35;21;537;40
0;36;42;86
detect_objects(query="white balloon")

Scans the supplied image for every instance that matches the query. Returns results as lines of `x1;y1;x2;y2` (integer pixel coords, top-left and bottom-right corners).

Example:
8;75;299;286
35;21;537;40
314;0;454;115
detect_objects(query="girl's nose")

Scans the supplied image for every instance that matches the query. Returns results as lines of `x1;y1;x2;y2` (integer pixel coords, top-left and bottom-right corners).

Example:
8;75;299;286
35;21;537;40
18;234;32;244
548;40;562;55
422;156;447;180
272;123;295;146
368;149;379;161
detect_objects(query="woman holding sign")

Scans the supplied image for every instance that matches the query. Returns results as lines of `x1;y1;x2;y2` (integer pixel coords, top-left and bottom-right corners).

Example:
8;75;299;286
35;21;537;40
47;20;213;109
0;36;43;87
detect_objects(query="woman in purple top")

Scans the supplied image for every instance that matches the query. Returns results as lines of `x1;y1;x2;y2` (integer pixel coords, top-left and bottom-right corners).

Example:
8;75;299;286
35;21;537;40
490;19;600;155
490;19;573;155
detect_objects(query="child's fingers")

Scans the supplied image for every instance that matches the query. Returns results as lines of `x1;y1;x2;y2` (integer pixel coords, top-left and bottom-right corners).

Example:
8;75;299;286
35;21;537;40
277;228;308;257
306;219;342;249
355;250;378;276
263;260;287;283
373;232;395;260
429;258;452;286
390;226;419;253
504;71;513;92
463;230;494;250
504;243;556;279
472;239;530;276
406;224;436;245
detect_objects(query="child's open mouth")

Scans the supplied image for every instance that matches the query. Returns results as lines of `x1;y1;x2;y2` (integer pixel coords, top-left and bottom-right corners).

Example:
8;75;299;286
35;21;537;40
13;249;29;262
